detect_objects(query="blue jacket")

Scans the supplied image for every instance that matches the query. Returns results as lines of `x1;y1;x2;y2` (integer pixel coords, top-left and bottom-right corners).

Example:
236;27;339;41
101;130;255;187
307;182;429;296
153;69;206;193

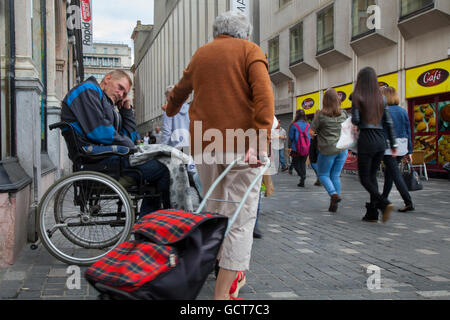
61;77;139;149
288;120;311;152
161;103;190;148
383;105;413;154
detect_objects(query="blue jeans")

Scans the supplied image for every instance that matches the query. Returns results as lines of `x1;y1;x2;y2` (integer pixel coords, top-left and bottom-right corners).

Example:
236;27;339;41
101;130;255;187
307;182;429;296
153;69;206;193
279;149;286;169
317;150;348;196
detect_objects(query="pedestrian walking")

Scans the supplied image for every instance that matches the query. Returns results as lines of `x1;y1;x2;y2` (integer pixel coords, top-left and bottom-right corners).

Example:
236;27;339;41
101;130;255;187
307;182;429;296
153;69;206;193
161;85;191;150
309;132;321;186
273;123;288;171
163;11;274;300
380;86;415;212
309;89;349;212
351;67;397;222
288;109;311;187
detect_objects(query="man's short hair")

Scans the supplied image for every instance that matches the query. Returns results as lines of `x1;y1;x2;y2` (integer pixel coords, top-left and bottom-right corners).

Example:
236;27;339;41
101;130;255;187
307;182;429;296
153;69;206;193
103;70;133;87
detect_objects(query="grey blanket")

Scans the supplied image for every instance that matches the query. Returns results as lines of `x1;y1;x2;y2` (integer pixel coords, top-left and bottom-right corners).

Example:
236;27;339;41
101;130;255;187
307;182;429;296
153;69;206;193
129;144;199;211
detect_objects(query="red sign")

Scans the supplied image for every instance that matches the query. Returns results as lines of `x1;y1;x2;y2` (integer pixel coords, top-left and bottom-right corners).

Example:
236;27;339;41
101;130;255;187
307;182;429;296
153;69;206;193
343;152;358;170
302;98;315;110
417;69;449;87
81;0;91;22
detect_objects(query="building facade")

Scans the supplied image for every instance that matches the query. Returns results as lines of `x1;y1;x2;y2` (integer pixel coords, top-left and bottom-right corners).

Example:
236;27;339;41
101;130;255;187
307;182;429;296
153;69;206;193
132;0;260;135
260;0;449;171
83;42;133;100
0;0;83;266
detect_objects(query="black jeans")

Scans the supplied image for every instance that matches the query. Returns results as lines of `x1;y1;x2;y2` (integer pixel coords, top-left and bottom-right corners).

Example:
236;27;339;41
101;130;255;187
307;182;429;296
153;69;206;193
292;155;307;181
382;155;413;206
357;151;388;208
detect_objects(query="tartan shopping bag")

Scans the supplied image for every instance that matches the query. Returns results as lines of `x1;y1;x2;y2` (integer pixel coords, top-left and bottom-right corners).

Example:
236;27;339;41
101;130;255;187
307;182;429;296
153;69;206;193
85;209;228;300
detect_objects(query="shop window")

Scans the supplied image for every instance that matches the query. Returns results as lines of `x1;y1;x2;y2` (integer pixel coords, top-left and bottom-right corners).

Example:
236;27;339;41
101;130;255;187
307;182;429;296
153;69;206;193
410;93;450;169
289;22;303;65
317;5;334;54
279;0;292;9
31;0;47;152
352;0;376;39
0;0;13;159
400;0;434;19
268;36;279;73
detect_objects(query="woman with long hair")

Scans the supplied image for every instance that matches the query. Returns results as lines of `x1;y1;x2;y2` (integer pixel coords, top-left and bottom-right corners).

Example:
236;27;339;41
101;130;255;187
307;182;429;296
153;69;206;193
288;109;311;187
310;88;349;212
380;86;414;212
352;67;397;222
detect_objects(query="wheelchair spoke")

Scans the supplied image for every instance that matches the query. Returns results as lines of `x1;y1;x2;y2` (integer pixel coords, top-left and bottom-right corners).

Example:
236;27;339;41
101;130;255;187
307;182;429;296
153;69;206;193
38;171;134;265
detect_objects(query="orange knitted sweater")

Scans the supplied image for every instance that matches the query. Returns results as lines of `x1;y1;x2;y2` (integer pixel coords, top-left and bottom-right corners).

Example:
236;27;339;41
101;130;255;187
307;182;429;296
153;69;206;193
166;35;274;155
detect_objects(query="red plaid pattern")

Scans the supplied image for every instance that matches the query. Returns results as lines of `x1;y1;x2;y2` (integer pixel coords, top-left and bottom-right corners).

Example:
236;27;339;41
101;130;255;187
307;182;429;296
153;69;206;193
132;209;223;244
85;241;175;292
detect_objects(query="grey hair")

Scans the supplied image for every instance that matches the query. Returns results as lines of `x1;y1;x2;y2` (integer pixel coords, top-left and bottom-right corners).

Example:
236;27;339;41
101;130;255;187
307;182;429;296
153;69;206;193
213;11;252;40
165;85;175;95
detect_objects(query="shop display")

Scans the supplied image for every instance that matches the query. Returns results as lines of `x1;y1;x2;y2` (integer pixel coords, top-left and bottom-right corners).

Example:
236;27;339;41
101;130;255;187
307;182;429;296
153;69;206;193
414;135;436;164
438;135;450;164
414;103;436;133
438;101;450;132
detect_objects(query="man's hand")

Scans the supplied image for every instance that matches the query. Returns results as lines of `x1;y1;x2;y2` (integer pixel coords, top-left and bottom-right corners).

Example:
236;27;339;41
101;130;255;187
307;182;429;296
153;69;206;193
161;104;168;111
118;96;131;110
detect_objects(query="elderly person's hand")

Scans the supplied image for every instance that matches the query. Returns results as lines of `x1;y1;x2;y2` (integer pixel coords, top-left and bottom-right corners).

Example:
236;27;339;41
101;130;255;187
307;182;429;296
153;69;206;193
245;147;268;168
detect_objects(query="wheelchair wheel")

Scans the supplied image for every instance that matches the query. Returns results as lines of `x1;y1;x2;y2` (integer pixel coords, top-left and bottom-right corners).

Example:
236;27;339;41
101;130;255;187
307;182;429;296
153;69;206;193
38;171;135;266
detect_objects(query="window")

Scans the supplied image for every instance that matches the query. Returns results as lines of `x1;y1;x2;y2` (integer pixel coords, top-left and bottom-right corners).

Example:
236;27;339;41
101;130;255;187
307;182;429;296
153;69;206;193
114;48;118;54
279;0;292;8
1;0;13;159
115;58;120;66
92;57;97;66
268;36;279;73
352;0;376;39
317;5;334;54
104;48;108;54
400;0;434;18
289;22;303;65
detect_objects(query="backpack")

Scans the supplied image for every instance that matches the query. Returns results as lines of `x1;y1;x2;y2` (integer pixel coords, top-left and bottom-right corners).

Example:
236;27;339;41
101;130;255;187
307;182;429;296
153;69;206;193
293;122;310;157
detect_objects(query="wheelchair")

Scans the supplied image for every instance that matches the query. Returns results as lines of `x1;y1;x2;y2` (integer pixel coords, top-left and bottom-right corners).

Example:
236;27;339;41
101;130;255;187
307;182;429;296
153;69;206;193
35;121;169;266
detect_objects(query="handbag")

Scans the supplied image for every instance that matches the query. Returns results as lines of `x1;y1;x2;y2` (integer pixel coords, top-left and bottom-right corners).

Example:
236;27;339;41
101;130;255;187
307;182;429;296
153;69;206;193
401;162;423;191
336;116;357;150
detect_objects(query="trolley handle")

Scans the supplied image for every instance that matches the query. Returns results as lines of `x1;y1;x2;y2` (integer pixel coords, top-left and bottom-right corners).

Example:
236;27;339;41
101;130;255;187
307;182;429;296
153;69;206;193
195;155;271;236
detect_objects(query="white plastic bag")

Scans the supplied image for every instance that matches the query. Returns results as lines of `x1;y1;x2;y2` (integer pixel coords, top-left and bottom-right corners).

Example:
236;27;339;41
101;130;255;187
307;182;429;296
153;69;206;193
336;117;357;150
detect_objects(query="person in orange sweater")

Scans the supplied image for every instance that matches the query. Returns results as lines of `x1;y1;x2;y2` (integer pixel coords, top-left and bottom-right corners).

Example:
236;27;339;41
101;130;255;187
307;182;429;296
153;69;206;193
164;11;274;300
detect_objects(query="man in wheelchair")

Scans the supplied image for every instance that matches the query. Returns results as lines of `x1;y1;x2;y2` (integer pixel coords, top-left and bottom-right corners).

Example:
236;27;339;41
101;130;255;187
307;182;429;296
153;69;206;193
60;70;170;218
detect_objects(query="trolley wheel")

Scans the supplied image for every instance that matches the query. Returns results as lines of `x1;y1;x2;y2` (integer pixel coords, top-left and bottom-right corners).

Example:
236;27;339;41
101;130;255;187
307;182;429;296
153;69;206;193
37;171;134;266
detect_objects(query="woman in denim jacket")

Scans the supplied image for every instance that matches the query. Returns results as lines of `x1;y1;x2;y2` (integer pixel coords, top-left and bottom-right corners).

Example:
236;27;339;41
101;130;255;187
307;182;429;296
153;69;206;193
380;87;414;212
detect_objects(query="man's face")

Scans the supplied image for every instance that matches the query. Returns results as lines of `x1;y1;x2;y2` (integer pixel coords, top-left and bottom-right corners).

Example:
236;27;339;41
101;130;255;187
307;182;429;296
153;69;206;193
102;75;130;104
155;126;161;133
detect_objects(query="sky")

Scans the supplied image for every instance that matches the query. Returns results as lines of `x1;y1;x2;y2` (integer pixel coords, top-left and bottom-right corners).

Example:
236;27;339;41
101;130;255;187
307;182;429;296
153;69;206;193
91;0;154;53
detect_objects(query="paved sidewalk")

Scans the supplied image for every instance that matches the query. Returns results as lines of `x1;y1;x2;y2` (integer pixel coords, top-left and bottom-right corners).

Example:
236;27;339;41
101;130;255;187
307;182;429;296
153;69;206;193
1;169;449;300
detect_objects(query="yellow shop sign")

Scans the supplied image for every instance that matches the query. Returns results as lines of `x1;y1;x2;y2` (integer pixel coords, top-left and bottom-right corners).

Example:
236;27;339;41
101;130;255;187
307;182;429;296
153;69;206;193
333;83;353;109
406;59;450;99
378;72;399;92
296;92;319;115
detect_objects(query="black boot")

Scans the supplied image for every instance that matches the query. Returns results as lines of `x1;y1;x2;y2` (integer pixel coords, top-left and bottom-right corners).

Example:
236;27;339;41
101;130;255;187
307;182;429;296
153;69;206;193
253;225;263;239
362;202;379;222
297;178;305;187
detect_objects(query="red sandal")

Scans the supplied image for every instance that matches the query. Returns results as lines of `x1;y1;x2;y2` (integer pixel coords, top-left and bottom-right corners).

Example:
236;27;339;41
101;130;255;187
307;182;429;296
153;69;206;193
229;271;246;298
